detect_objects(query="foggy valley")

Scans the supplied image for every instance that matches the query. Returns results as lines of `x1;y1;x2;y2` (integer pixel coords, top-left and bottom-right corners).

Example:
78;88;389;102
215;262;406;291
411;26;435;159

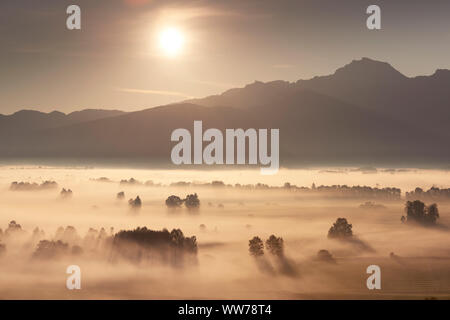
0;166;448;299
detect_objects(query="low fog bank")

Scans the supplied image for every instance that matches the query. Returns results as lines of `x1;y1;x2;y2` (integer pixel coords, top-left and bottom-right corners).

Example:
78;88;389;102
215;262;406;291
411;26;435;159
0;167;449;299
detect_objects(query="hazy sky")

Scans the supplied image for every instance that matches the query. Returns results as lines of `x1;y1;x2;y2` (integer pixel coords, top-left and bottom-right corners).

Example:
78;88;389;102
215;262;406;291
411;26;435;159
1;0;450;114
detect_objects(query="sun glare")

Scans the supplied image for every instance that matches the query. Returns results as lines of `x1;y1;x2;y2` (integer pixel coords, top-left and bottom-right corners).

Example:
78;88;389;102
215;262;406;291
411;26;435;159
159;28;184;57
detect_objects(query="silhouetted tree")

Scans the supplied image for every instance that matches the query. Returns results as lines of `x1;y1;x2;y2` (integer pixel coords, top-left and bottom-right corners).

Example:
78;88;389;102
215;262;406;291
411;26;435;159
94;177;111;182
211;181;225;187
113;227;197;256
165;195;183;208
5;220;23;236
265;235;284;257
406;200;425;221
249;236;264;257
359;201;386;210
54;226;80;244
98;227;108;240
10;181;58;191
33;240;69;259
406;187;450;201
41;181;58;189
117;191;125;199
405;200;439;225
184;193;200;209
115;227;195;249
60;188;73;198
427;203;440;224
128;196;142;208
328;218;353;238
120;178;141;186
170;229;185;247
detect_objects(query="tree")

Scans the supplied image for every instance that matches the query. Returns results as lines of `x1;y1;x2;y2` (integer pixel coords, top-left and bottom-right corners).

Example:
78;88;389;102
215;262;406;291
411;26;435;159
129;196;142;208
54;226;80;244
404;200;439;225
328;218;353;238
265;235;284;257
33;240;69;259
5;220;23;236
113;227;197;255
60;188;73;198
165;195;183;208
249;236;264;257
184;193;200;209
170;229;185;247
120;178;141;186
117;191;125;199
183;236;198;253
426;203;440;224
405;200;426;221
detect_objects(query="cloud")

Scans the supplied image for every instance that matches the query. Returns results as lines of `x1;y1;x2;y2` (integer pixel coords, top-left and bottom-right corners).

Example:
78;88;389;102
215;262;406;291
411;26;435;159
116;87;194;98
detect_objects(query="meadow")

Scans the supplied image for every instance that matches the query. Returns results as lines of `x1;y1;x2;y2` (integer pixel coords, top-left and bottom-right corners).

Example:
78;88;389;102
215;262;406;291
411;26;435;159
0;166;449;299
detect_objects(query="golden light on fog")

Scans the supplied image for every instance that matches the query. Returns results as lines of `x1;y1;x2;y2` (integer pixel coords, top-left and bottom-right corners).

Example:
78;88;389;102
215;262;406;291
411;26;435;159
159;28;184;57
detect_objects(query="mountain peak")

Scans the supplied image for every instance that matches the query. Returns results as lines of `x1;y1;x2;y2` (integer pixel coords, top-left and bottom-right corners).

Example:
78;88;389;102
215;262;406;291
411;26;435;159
432;68;450;78
333;57;407;81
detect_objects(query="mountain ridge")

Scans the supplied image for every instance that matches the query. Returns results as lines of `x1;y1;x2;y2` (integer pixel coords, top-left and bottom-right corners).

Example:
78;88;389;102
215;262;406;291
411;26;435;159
0;58;448;167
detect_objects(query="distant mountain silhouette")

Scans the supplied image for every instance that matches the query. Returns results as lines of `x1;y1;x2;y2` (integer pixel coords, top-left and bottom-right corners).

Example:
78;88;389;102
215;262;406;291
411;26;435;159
0;109;125;134
0;58;448;167
188;58;408;108
298;58;450;137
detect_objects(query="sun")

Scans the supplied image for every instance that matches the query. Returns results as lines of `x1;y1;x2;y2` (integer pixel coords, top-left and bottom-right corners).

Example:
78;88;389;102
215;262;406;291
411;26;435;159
159;28;184;57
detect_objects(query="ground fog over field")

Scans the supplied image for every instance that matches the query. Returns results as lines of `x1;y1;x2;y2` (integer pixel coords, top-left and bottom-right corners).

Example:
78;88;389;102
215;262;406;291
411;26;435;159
0;167;449;299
